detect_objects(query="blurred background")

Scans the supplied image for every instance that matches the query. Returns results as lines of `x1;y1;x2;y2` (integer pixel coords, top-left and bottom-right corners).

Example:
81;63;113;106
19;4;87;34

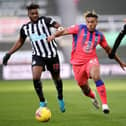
0;0;126;80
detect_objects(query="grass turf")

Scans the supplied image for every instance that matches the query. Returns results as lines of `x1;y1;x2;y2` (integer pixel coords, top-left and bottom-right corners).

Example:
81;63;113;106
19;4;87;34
0;79;126;126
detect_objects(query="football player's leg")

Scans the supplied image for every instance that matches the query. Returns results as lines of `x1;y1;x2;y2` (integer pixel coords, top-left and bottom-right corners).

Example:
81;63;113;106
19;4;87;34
73;65;95;100
50;64;63;100
90;65;110;113
80;82;95;99
32;56;47;107
79;82;100;109
32;65;46;107
52;76;65;112
73;64;100;109
48;58;65;112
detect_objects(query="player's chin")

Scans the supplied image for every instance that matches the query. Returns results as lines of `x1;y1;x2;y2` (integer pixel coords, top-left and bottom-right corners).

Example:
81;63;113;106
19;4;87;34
89;29;95;32
32;18;38;23
88;27;95;32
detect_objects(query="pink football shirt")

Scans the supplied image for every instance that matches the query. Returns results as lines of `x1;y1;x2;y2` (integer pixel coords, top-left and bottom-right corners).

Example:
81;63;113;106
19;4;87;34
67;24;108;65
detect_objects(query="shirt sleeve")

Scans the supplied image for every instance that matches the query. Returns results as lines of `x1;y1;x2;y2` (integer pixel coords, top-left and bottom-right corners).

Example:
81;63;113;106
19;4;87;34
99;34;108;48
20;27;27;40
45;17;57;27
67;25;79;34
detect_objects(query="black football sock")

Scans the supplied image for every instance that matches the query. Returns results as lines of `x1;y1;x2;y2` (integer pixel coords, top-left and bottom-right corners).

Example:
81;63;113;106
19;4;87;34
33;79;45;102
54;79;63;100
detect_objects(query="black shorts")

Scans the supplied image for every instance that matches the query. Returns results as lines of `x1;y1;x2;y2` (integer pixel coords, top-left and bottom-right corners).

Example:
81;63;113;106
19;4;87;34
32;55;60;74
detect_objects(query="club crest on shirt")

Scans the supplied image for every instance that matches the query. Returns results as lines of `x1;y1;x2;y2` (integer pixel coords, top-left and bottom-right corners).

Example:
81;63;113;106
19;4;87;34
32;60;36;65
83;41;93;53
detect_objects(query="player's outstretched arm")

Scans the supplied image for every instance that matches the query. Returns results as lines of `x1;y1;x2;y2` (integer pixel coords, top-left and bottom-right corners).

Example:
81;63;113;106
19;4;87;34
114;54;126;71
3;37;25;65
109;24;126;59
47;28;69;42
105;45;126;71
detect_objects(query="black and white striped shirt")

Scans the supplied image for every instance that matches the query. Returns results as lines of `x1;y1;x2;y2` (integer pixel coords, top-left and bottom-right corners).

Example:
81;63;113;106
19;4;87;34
20;16;58;58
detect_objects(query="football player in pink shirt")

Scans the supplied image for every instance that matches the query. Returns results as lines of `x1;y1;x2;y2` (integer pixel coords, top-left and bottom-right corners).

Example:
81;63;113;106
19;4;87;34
47;11;126;114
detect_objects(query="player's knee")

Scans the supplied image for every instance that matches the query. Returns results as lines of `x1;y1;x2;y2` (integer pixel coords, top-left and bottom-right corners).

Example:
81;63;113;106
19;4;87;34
92;75;100;82
33;74;41;80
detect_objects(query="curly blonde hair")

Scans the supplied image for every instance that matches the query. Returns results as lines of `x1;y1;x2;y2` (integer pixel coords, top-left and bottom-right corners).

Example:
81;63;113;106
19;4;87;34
84;10;98;19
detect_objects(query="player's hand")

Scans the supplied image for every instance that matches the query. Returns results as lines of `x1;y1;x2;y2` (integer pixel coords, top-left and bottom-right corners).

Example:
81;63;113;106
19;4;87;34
47;35;55;42
120;61;126;71
3;53;11;65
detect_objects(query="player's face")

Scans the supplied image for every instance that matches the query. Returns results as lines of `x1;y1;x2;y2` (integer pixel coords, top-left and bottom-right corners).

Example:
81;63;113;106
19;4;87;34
28;9;39;22
86;17;98;32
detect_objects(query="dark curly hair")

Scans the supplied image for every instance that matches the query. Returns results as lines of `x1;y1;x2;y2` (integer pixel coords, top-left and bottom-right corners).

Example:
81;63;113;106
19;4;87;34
26;3;40;10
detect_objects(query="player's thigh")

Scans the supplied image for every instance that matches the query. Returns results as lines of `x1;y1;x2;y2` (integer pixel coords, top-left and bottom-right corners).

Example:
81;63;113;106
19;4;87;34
32;66;43;79
87;58;100;81
32;55;45;79
47;56;60;79
72;65;88;86
90;65;100;79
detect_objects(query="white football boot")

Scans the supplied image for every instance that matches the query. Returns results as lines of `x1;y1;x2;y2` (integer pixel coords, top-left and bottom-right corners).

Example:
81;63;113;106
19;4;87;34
102;104;110;114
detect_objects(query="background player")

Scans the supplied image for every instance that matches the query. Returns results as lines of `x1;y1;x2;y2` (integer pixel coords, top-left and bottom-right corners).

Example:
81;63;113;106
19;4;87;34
47;11;126;114
3;3;65;112
109;24;126;59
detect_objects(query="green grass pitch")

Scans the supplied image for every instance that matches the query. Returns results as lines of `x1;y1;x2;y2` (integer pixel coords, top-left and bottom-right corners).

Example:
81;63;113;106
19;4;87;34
0;79;126;126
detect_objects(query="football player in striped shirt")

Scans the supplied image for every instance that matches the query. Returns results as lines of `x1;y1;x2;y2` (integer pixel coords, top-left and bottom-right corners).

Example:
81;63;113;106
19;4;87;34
3;3;65;112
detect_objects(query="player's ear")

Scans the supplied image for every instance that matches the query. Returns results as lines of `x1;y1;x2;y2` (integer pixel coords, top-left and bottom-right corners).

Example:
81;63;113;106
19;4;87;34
95;18;98;25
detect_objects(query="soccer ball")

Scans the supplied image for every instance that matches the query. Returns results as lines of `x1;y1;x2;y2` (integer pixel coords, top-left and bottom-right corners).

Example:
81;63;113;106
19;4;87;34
35;107;51;122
